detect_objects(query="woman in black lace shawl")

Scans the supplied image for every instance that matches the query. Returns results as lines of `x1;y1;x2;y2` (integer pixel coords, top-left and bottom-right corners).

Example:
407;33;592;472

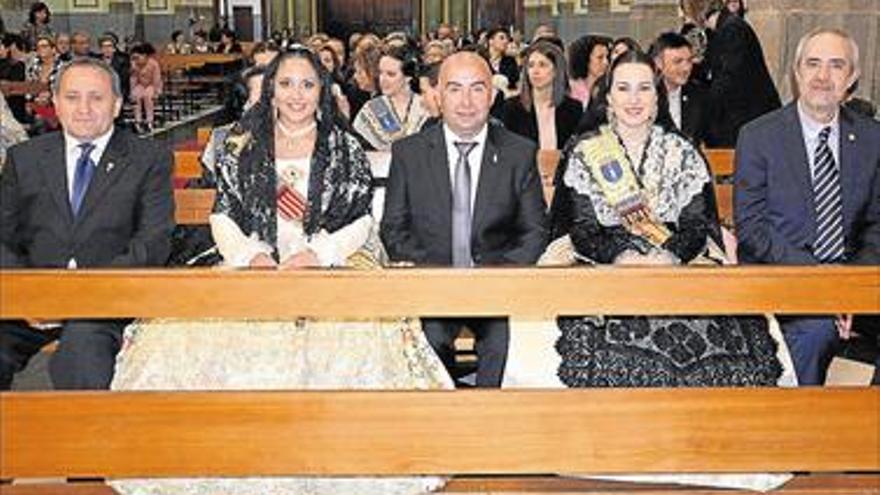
552;51;782;387
110;46;453;495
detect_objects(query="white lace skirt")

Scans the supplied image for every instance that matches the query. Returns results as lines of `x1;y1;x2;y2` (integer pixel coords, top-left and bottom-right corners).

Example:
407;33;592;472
109;317;453;495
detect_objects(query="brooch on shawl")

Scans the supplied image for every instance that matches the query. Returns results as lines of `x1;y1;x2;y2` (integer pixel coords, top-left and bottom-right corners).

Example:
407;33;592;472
223;128;252;159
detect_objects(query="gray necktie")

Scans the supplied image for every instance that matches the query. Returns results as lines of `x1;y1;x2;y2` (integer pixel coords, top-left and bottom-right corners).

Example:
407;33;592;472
452;141;477;267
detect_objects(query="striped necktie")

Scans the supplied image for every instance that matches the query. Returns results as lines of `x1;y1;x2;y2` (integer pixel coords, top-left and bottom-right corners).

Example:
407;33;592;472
811;126;844;263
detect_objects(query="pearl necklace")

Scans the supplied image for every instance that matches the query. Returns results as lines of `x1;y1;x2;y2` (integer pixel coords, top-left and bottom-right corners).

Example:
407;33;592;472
276;120;317;147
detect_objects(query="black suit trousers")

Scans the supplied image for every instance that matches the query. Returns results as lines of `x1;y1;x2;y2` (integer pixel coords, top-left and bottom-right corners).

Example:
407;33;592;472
421;317;509;388
0;319;127;390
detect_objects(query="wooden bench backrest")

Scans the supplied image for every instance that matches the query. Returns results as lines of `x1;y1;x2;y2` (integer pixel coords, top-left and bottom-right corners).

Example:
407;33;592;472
174;189;216;225
0;80;49;97
170;149;742;230
2;387;877;478
0;268;878;479
158;53;241;73
705;148;735;177
174;149;202;179
2;267;877;319
196;127;212;146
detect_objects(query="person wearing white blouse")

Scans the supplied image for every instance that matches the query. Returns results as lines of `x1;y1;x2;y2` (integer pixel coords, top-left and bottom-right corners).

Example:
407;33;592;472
109;47;453;495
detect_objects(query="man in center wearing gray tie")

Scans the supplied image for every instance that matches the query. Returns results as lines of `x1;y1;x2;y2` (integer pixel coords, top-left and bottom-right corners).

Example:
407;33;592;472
381;51;547;387
734;28;880;385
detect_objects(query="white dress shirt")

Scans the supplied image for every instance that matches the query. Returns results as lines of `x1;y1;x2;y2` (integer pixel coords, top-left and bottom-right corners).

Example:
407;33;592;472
443;123;488;211
667;86;683;131
797;101;840;182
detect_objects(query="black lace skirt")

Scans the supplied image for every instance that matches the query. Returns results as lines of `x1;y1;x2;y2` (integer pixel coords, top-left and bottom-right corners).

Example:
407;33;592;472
556;315;782;387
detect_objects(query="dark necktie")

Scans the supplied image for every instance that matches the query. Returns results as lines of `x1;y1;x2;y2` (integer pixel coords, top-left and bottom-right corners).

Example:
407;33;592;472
452;141;477;267
811;126;844;262
71;142;96;217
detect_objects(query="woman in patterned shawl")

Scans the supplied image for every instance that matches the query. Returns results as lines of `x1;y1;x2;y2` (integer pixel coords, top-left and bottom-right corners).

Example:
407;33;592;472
506;50;787;390
110;46;452;495
352;44;429;150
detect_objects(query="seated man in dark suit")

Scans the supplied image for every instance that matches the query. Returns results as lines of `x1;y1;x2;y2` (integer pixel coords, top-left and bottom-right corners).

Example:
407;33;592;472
735;28;880;385
0;57;175;390
381;51;548;388
650;32;708;146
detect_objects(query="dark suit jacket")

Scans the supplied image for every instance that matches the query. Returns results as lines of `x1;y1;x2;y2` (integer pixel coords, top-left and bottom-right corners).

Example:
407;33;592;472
704;10;781;147
679;81;708;146
0;129;175;268
381;122;548;266
500;95;583;150
734;103;880;266
495;55;520;90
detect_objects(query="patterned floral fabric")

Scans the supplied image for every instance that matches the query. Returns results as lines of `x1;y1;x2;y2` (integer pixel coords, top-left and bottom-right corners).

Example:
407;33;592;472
553;125;782;387
556;315;782;387
352;94;429;151
109;319;452;495
0;94;27;169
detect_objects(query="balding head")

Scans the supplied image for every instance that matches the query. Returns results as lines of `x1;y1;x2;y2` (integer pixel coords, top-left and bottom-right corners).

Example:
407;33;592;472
438;51;494;139
439;51;492;87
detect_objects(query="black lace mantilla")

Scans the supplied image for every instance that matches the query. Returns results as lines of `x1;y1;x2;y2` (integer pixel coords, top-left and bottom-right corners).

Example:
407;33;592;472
556;315;782;387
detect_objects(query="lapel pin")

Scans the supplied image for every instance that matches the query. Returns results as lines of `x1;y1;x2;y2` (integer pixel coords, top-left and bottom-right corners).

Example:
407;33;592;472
106;162;115;173
847;133;855;142
493;153;498;164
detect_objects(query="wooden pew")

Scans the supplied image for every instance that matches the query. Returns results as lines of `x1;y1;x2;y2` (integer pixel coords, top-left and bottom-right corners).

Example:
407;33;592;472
704;148;735;177
173;149;202;180
196;126;212;146
0;268;878;494
0;81;49;97
158;53;242;74
174;189;216;225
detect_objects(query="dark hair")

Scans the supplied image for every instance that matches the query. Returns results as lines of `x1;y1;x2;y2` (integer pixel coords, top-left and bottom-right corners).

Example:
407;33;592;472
1;33;25;51
240;64;266;86
596;49;674;132
539;35;565;52
252;41;279;56
317;45;339;70
130;42;156;56
380;44;419;79
221;28;236;40
418;61;441;87
35;33;54;48
485;26;509;43
612;37;642;59
726;0;747;17
238;46;349;235
648;32;692;59
100;31;119;46
568;34;612;80
171;30;184;42
28;2;50;25
520;40;569;110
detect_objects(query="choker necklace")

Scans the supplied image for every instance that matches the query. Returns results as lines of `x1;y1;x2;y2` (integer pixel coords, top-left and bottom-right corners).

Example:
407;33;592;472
277;120;317;146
